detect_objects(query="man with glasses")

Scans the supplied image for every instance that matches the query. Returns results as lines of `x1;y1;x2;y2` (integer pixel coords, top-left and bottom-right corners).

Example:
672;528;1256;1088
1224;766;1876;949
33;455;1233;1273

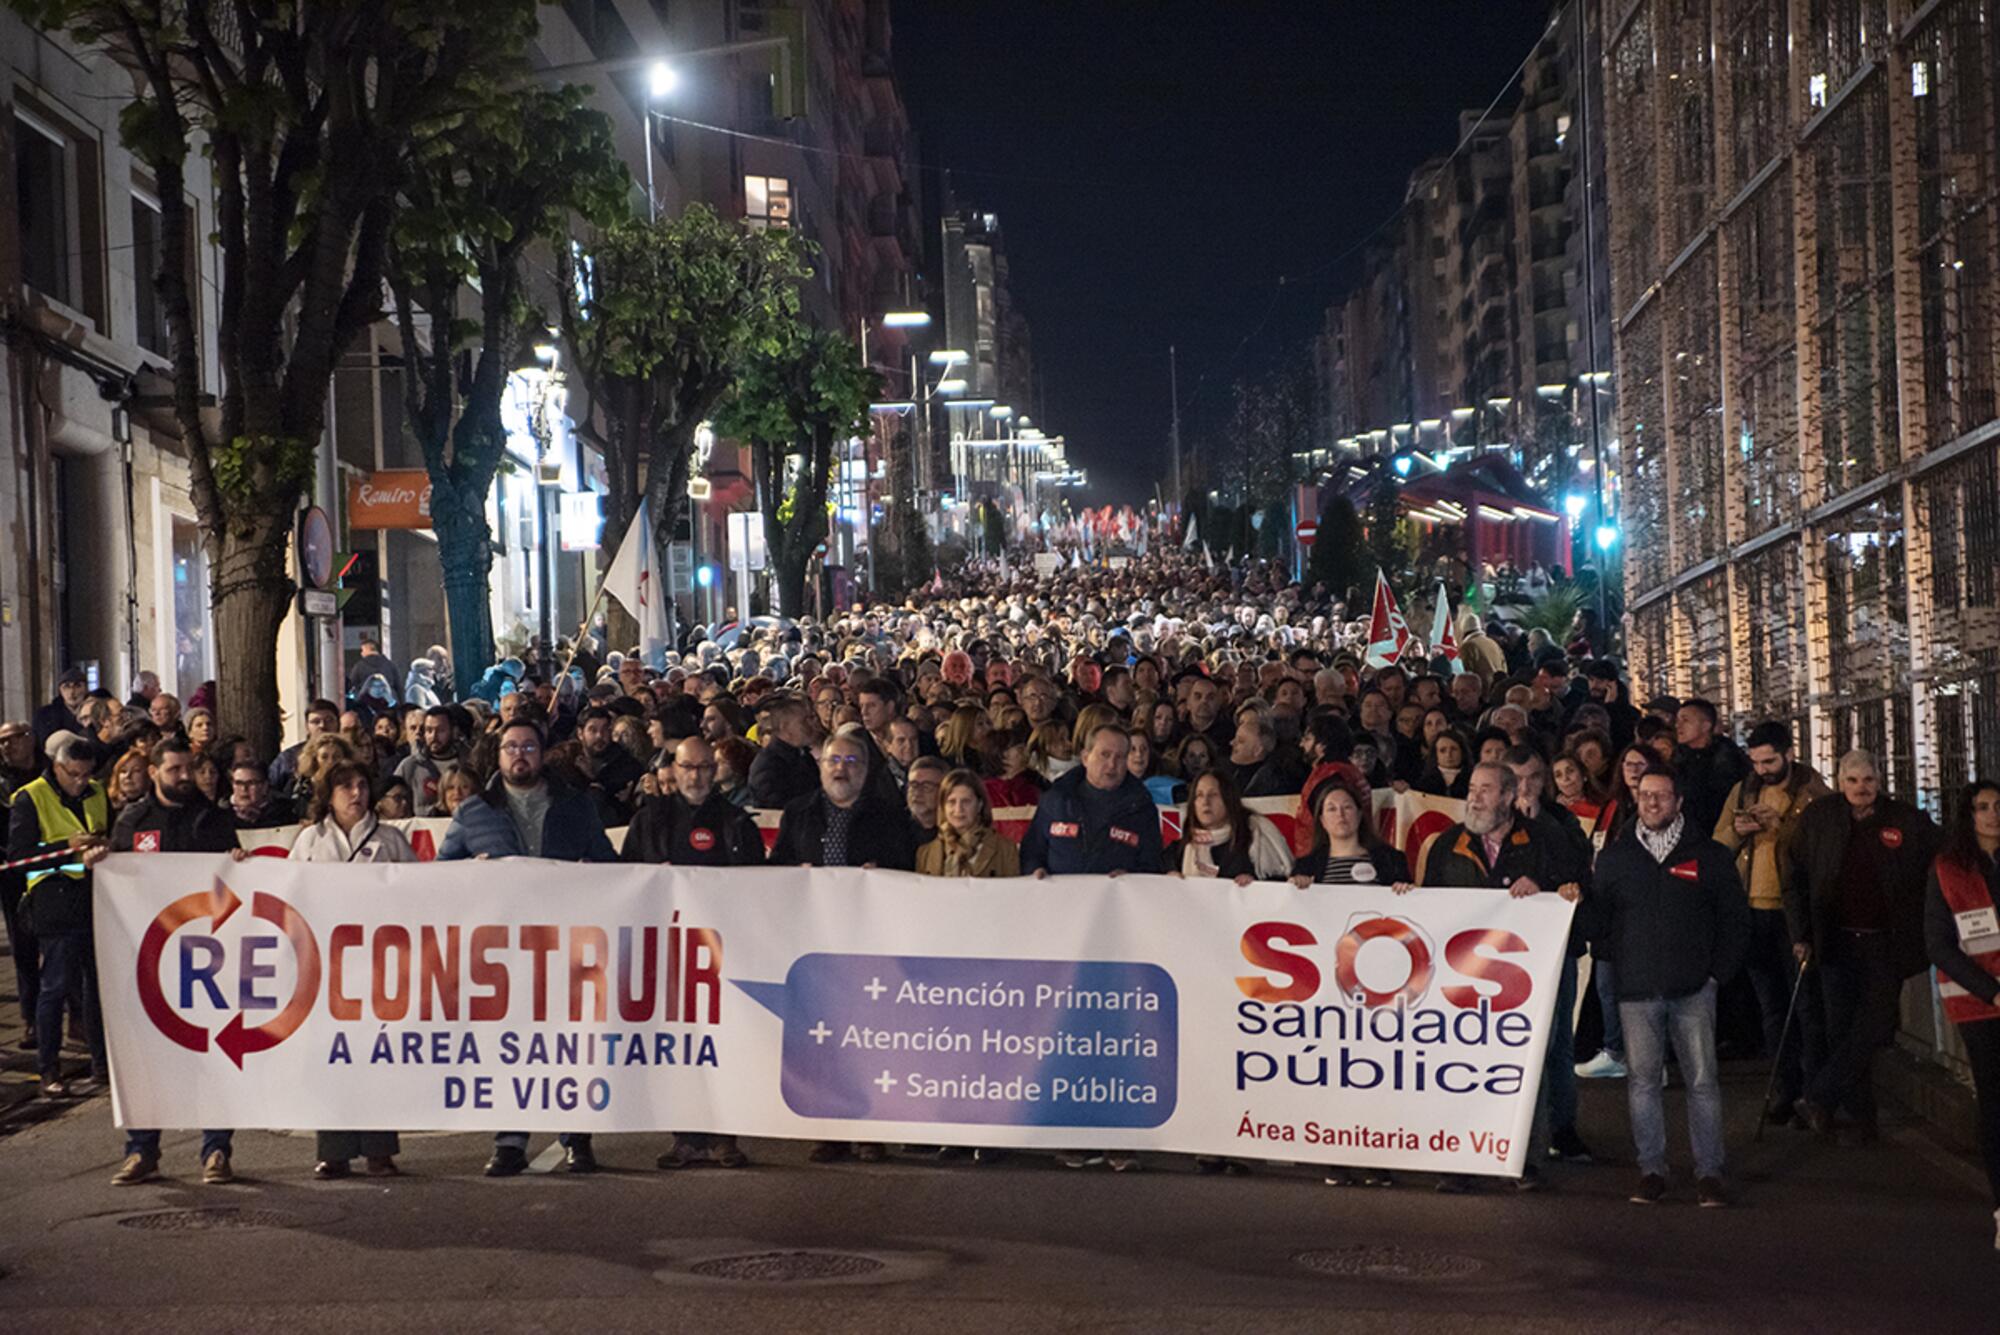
769;730;916;1165
439;718;617;1176
227;761;294;829
623;736;763;1170
8;736;110;1099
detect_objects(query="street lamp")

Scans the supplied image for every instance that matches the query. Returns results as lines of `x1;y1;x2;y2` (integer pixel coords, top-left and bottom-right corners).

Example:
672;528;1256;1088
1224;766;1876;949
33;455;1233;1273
648;61;679;98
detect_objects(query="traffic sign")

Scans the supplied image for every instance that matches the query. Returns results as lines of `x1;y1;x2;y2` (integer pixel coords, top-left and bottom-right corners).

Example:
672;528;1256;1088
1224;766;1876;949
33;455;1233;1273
1296;520;1319;546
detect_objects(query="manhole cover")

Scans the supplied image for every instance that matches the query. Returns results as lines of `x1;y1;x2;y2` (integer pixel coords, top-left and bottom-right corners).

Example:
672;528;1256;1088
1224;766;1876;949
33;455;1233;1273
116;1208;303;1233
685;1250;889;1283
1295;1245;1485;1281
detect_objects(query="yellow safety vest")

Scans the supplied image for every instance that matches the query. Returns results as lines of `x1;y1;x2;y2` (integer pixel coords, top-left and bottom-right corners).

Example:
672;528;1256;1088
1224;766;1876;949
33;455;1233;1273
16;776;110;893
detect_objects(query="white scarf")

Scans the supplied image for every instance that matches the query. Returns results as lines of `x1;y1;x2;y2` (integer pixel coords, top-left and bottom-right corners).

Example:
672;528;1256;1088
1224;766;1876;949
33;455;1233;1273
1637;815;1685;865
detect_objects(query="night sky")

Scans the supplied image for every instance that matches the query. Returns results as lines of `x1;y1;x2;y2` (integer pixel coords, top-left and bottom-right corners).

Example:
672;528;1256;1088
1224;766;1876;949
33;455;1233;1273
893;1;1556;507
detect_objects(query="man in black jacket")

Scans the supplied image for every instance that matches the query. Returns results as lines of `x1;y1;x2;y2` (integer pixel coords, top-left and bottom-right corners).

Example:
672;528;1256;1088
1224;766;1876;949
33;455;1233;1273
771;731;917;873
747;696;820;809
769;730;913;1166
1785;749;1940;1141
1672;699;1748;839
623;736;763;1170
1506;744;1593;1165
573;704;644;824
1582;766;1750;1207
1418;760;1571;1191
32;667;88;748
89;737;240;1185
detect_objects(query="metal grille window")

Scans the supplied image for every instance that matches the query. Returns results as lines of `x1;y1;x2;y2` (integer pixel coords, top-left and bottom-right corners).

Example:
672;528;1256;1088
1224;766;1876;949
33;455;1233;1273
1606;2;1660;313
1659;0;1715;253
1666;248;1725;562
1821;490;1908;699
1722;0;1791;190
1729;175;1801;532
1920;440;2000;800
1632;599;1675;700
1911;4;2000;446
1800;0;1890;111
1741;538;1809;725
1682;570;1732;704
1618;303;1669;594
1807;72;1898;501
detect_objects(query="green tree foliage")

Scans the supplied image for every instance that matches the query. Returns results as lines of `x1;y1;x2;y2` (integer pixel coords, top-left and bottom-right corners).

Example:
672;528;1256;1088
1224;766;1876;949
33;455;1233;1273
388;84;627;698
8;0;546;754
711;329;876;616
559;208;810;649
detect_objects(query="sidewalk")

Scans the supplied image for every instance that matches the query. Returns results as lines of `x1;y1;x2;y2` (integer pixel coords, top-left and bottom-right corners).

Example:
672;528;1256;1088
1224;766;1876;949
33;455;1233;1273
0;917;98;1133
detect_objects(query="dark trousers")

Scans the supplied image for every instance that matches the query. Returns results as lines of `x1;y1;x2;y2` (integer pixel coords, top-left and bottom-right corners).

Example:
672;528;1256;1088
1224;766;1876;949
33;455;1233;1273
1807;929;1900;1124
1;879;40;1025
36;931;104;1079
1960;1020;2000;1208
1743;908;1819;1107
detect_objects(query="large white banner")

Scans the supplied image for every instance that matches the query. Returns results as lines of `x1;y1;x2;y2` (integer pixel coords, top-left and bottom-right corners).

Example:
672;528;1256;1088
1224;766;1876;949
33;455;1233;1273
95;856;1572;1177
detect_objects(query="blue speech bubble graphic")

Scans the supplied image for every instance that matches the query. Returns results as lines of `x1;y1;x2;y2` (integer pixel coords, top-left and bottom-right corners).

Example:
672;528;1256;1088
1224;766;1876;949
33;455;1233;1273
735;954;1177;1127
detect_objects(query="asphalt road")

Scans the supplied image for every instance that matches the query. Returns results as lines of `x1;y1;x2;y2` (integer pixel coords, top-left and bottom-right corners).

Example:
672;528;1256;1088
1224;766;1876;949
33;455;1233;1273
0;1061;1990;1333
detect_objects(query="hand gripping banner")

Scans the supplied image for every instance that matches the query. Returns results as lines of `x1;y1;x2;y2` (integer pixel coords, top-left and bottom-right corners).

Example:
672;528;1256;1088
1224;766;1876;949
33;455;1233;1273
96;856;1573;1178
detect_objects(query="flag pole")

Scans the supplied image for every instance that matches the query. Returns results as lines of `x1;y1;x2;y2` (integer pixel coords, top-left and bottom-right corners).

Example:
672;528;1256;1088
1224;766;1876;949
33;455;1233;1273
555;578;614;681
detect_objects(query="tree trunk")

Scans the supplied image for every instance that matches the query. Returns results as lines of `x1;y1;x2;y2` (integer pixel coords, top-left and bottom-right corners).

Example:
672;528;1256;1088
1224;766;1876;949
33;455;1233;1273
431;478;495;700
210;520;294;761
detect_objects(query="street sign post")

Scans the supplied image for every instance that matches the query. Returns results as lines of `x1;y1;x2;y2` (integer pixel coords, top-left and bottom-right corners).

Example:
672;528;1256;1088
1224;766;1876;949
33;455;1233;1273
1295;520;1319;546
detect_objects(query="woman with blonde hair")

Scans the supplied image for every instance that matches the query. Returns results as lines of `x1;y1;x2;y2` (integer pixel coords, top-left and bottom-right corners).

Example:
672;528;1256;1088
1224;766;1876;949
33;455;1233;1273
1026;719;1077;782
916;769;1021;879
936;705;989;770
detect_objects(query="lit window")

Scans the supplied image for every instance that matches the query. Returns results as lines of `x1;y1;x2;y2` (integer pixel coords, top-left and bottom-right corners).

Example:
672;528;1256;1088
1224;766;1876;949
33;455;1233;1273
1809;73;1828;108
744;174;792;231
1911;61;1929;97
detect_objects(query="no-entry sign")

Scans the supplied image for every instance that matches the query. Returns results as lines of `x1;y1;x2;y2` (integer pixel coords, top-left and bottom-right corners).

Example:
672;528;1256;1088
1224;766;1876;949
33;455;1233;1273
1296;520;1319;546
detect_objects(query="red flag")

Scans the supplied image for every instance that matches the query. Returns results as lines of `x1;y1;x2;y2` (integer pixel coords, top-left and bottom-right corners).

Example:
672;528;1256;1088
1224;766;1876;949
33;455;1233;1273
1365;570;1414;669
1431;580;1462;674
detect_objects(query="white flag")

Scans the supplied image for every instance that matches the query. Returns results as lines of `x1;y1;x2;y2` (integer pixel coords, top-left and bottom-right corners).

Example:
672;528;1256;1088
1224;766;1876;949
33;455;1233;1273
1202;541;1215;571
1182;515;1198;549
602;501;670;665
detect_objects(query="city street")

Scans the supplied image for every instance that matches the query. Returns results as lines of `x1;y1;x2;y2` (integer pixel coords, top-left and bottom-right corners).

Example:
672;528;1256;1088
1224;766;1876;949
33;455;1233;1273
0;1063;1989;1333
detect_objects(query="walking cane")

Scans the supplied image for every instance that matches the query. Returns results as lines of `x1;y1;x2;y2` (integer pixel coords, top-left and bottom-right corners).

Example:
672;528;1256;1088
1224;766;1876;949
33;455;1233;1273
1753;957;1810;1145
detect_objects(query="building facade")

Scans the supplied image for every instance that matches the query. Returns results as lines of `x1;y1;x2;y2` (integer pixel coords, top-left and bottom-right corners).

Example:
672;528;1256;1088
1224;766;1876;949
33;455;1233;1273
1605;0;1999;810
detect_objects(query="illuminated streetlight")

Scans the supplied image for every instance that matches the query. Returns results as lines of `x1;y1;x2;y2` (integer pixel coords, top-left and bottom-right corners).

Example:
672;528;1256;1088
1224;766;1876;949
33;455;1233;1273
648;61;680;97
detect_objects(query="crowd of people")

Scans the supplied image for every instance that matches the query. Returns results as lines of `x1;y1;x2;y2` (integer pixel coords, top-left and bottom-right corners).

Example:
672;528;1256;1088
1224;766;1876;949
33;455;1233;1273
3;549;1997;1244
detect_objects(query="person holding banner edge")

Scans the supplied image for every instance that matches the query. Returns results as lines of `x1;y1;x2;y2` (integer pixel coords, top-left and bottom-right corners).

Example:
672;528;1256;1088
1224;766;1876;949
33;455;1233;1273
623;735;765;1171
86;737;241;1185
438;716;617;1177
288;759;416;1179
1410;760;1578;1193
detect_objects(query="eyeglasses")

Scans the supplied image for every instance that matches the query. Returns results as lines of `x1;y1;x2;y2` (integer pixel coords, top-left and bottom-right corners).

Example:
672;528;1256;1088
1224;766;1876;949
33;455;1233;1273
674;762;717;773
500;742;541;757
822;754;865;769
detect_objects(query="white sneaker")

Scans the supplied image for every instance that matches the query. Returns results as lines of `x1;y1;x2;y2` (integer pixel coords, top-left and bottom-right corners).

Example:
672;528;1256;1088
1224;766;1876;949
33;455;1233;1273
1574;1051;1628;1079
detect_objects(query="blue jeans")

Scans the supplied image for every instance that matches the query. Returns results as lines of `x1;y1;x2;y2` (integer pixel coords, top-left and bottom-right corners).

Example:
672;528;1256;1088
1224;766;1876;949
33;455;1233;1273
36;931;104;1080
1593;955;1624;1059
126;1128;234;1161
1620;980;1724;1178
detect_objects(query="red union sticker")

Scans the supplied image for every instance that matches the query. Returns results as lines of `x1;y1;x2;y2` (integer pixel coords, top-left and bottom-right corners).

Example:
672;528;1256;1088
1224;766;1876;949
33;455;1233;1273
1670;860;1701;881
1050;822;1080;839
1880;827;1904;849
1110;826;1139;847
133;830;161;853
689;828;716;852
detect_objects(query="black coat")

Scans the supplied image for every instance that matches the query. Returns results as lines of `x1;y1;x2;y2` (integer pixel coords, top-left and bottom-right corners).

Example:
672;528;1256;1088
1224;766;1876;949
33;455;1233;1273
111;791;239;854
1580;825;1750;1000
622;791;765;866
748;738;820;809
770;791;918;871
32;698;81;747
1674;738;1750;839
1784;794;1940;978
1290;843;1410;887
1420;817;1561;892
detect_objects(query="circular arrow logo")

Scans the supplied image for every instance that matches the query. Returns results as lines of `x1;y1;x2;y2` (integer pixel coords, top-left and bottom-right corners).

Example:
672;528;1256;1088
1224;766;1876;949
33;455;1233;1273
136;877;322;1068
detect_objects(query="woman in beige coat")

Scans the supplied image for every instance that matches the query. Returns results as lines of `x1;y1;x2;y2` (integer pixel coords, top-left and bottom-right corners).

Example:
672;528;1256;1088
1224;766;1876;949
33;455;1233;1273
916;769;1021;879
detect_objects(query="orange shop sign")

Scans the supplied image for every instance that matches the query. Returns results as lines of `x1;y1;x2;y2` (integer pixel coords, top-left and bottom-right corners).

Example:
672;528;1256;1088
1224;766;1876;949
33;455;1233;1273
349;471;433;529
